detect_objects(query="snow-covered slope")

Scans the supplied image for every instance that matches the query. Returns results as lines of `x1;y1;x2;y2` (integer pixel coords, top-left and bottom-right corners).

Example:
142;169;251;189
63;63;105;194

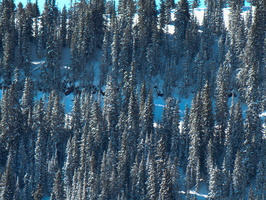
166;6;251;34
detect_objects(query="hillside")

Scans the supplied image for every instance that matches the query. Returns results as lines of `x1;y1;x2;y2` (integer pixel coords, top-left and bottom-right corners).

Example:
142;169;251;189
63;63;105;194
0;0;265;199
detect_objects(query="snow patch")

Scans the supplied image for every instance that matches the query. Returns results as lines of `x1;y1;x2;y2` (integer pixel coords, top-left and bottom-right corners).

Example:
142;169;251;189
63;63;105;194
165;7;252;34
153;122;160;128
259;111;266;118
188;190;209;199
155;103;165;108
31;61;45;65
179;190;209;199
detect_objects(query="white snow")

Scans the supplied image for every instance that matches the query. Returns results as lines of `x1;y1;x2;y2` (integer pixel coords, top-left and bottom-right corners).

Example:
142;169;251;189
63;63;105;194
155;103;165;108
193;8;205;25
259;111;266;118
188;190;209;199
31;61;45;65
165;7;251;34
32;60;45;71
179;190;209;199
153;122;160;128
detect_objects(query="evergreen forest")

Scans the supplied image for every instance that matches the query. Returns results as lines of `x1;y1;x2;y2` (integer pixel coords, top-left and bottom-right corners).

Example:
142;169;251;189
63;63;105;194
0;0;265;199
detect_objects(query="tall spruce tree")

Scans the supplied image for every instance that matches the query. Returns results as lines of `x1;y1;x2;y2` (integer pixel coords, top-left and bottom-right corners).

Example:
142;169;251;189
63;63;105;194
51;169;65;200
215;64;230;157
173;0;190;61
232;151;247;199
180;104;190;170
103;75;120;149
136;0;158;74
1;0;16;85
0;149;16;199
209;165;223;199
186;93;202;190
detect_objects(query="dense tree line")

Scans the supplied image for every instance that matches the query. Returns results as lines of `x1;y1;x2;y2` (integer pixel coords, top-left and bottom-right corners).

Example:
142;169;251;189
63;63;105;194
0;0;265;199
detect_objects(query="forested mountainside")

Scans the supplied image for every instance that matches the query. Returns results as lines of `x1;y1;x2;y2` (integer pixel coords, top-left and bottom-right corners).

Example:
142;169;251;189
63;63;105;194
0;0;265;199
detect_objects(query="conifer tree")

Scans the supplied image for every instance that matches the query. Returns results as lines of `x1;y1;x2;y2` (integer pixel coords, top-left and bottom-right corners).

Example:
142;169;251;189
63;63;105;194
130;156;139;199
155;132;167;185
90;0;106;49
135;156;146;199
1;150;16;199
168;157;181;199
255;161;266;199
192;0;200;8
117;130;131;198
162;97;180;154
16;2;33;78
86;154;100;200
1;0;16;77
136;0;158;73
209;166;223;199
71;94;82;132
103;75;120;148
0;83;22;149
100;28;112;87
34;129;47;193
173;0;190;61
64;133;81;194
51;169;65;200
159;168;173;200
200;81;214;171
146;154;157;200
118;0;135;74
147;29;163;77
90;100;105;158
186;93;202;189
232;151;246;199
99;151;109;199
126;90;139;162
215;65;230;156
110;18;120;74
49;92;65;166
243;103;262;180
221;166;232;198
21;77;34;132
184;14;200;63
248;187;257;200
60;6;67;47
224;100;244;172
33;184;43;200
43;32;61;91
41;0;59;47
140;89;154;137
180;104;190;170
159;0;167;31
227;1;245;70
237;1;266;99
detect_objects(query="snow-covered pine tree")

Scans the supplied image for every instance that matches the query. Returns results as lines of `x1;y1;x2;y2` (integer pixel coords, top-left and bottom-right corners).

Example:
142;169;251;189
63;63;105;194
232;151;247;199
209;165;223;199
51;169;65;200
0;149;16;199
1;0;16;85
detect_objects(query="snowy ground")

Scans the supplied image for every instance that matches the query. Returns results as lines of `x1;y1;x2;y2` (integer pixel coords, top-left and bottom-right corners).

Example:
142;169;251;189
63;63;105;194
166;6;251;34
